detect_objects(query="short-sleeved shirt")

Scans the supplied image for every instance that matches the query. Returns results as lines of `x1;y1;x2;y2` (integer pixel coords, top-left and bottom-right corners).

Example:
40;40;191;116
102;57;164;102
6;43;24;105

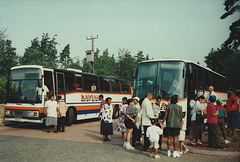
166;104;182;128
58;100;67;117
226;94;238;112
100;104;113;123
125;105;136;119
100;100;106;110
207;102;218;124
146;125;163;142
45;100;58;117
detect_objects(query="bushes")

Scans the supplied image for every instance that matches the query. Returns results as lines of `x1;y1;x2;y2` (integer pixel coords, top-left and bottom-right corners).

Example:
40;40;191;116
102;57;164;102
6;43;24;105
0;76;7;103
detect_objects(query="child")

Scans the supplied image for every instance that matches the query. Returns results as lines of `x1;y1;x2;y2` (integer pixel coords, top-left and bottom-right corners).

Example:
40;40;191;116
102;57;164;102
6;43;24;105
207;95;224;149
99;97;113;142
132;97;142;147
216;99;231;144
124;99;137;150
116;97;128;140
146;119;163;159
178;112;189;154
57;96;67;132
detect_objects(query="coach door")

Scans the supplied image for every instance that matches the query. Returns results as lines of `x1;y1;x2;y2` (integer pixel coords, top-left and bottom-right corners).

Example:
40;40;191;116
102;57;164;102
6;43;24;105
56;72;66;101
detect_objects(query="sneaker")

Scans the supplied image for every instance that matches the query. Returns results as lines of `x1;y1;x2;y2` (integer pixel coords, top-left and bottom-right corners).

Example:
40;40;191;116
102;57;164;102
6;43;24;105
184;149;189;154
126;145;135;150
150;153;154;158
225;140;231;144
154;155;160;159
123;143;126;148
167;150;171;157
173;151;181;157
178;151;183;155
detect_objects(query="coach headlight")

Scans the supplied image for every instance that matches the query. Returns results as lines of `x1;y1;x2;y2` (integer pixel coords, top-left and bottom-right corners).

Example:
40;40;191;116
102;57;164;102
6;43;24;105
27;111;39;117
5;110;10;116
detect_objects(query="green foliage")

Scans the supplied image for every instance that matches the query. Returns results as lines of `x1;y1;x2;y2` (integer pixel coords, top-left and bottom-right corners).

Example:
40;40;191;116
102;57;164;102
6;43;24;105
0;76;7;103
0;39;18;77
220;0;240;49
204;46;240;89
117;49;137;81
20;33;58;68
60;44;71;68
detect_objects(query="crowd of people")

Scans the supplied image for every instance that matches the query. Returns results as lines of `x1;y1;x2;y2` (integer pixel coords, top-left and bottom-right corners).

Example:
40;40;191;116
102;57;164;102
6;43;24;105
43;85;239;159
98;85;239;159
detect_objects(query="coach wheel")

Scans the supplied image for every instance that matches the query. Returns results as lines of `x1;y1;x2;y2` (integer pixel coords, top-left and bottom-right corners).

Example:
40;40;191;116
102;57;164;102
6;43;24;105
113;105;119;119
66;108;74;126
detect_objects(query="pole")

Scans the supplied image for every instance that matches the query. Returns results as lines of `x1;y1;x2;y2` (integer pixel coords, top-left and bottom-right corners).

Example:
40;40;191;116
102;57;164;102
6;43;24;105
86;35;98;74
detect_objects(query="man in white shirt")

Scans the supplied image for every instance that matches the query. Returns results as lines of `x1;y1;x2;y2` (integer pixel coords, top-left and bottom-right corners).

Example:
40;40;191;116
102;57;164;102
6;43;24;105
36;84;49;101
205;86;218;102
142;92;154;151
45;95;59;133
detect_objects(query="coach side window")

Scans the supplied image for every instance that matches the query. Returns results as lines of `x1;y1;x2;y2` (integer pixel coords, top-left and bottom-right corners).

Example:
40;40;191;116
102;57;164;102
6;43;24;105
110;79;120;92
120;80;130;93
82;74;99;91
65;73;75;91
99;77;110;92
75;74;83;90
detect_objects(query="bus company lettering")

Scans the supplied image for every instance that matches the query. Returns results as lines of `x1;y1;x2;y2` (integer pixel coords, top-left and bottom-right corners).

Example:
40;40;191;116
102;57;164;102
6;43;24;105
81;94;99;101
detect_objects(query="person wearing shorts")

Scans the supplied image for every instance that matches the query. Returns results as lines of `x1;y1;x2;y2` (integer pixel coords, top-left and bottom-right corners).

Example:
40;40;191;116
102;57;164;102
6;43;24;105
146;119;163;159
162;95;182;158
45;95;59;133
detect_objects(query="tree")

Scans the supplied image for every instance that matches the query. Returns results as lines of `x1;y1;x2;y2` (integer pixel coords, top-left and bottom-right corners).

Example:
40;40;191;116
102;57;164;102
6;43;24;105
220;0;240;49
60;44;71;68
135;51;145;64
94;49;118;76
117;49;137;81
204;46;240;89
20;33;58;68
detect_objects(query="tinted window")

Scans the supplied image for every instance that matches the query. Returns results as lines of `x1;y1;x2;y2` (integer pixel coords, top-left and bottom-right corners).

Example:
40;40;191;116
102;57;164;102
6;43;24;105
110;79;120;92
83;74;99;91
65;73;75;91
10;68;41;80
99;77;110;92
120;80;130;93
75;74;83;90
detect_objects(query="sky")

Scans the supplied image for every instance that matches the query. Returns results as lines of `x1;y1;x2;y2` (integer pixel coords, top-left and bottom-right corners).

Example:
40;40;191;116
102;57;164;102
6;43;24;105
0;0;239;66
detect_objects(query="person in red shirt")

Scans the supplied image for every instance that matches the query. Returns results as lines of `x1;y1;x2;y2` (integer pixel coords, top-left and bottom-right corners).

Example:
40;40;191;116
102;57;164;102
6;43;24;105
207;95;224;149
98;95;106;118
226;90;239;137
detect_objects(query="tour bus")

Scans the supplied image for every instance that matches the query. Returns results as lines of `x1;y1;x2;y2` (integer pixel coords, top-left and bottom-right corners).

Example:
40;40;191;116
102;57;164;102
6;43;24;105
132;59;227;130
4;65;131;125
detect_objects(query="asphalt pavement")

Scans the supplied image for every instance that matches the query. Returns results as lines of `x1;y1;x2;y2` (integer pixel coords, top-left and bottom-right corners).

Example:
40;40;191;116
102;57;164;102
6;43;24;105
0;134;239;162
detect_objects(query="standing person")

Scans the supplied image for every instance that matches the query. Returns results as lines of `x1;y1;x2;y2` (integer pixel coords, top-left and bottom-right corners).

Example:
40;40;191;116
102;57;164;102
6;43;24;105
57;96;67;132
146;119;163;159
206;86;218;103
36;84;49;102
207;95;224;149
142;92;154;152
124;99;137;150
188;95;198;145
98;95;106;118
132;97;142;148
178;112;189;154
152;96;164;149
99;97;113;142
226;89;239;137
162;95;182;158
189;96;206;145
116;97;128;140
45;95;59;133
216;99;231;144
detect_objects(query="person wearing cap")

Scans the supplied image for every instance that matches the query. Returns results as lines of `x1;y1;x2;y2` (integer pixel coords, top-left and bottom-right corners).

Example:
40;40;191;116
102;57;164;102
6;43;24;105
216;99;231;144
132;96;142;148
226;89;239;137
207;95;224;149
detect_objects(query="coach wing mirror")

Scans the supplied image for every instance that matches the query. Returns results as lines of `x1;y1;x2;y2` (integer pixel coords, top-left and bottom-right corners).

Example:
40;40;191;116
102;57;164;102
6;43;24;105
132;68;136;78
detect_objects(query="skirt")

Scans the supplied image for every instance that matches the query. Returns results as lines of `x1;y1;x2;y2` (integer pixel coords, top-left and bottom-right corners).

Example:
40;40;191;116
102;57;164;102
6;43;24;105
227;109;239;129
189;120;202;140
100;120;113;135
46;116;57;126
